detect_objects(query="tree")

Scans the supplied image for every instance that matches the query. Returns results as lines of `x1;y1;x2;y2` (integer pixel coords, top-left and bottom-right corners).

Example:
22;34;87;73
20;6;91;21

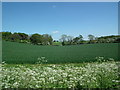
115;38;120;43
59;34;74;45
48;35;53;45
30;33;43;45
88;34;95;44
67;36;73;41
88;34;95;41
60;34;67;42
73;35;83;44
61;41;65;46
78;35;83;44
59;34;68;46
9;33;22;42
42;34;49;45
17;33;28;40
73;37;80;44
78;35;83;41
42;34;53;45
2;32;12;41
67;35;74;45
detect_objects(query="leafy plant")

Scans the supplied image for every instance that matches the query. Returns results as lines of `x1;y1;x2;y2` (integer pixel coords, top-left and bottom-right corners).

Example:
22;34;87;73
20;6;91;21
36;57;48;64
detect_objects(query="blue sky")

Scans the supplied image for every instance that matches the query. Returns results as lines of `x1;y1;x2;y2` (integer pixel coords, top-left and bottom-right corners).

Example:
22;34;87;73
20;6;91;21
2;2;118;40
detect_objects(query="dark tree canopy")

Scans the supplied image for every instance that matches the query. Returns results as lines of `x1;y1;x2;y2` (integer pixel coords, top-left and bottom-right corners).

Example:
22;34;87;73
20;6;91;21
30;33;43;45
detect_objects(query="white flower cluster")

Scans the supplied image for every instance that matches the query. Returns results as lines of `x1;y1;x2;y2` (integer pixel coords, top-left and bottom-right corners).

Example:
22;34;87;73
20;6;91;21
36;57;47;64
1;61;119;88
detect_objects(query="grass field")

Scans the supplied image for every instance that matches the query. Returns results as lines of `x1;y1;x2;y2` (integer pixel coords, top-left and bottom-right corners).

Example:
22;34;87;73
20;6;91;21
2;41;119;64
2;41;120;88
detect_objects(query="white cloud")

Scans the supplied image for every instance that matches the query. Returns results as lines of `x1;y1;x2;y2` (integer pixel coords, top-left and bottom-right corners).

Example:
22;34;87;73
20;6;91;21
52;31;59;34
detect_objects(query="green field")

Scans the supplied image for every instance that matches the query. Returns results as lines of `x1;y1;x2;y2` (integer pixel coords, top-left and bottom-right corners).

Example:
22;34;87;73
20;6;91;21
2;41;119;64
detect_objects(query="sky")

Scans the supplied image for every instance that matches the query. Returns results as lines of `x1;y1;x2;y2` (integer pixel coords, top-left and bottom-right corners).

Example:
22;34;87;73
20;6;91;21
2;2;118;40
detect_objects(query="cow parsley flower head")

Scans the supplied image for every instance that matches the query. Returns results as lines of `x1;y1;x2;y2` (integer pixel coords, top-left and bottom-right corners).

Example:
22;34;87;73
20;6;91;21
36;57;48;64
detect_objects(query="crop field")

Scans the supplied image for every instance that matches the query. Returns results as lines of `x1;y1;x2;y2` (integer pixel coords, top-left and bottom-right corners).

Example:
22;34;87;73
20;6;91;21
1;61;120;88
2;41;119;64
1;41;120;89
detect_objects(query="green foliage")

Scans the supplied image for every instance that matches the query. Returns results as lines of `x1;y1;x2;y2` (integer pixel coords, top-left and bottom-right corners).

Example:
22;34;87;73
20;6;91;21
17;33;28;40
30;33;53;45
97;35;120;43
88;34;95;41
114;38;120;43
2;41;119;64
62;41;65;46
98;35;120;39
73;37;80;44
1;61;119;88
42;34;53;45
2;32;12;41
2;32;120;46
30;33;43;45
2;32;29;43
2;32;53;45
36;57;48;64
9;33;22;42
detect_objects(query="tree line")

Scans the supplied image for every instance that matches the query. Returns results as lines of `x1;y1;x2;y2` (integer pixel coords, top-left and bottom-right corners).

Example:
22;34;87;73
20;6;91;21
59;34;120;46
1;32;53;45
1;32;120;46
